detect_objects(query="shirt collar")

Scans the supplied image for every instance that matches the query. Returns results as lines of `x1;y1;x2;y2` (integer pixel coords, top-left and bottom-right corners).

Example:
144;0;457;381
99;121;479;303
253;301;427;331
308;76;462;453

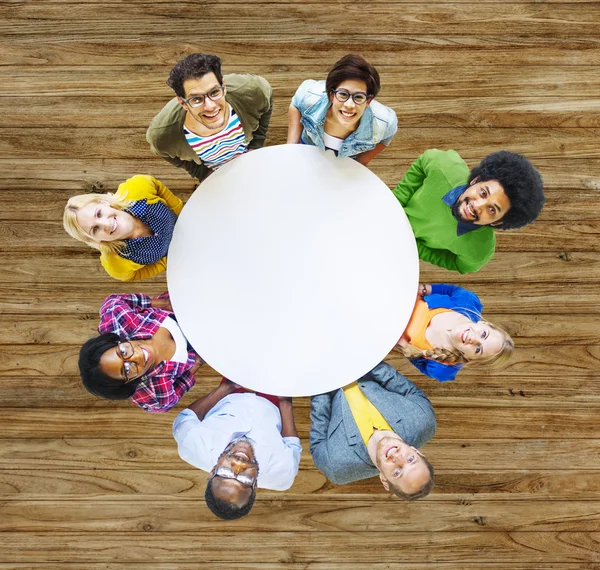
442;184;481;236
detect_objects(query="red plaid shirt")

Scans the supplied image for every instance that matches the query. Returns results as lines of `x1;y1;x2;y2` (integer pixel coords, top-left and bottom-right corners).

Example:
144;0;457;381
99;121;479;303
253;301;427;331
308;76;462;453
98;293;202;413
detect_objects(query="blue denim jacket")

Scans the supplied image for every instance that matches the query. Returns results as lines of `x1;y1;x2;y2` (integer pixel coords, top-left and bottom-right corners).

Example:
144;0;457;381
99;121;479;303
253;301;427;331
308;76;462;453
291;80;398;158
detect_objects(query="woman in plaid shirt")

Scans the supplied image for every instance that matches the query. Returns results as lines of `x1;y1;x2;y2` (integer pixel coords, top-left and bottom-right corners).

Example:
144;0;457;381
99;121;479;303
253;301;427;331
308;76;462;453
78;292;204;412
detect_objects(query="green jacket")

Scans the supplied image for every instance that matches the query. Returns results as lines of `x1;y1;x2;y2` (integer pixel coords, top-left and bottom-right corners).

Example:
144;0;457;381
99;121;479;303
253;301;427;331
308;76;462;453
392;149;495;274
146;74;273;181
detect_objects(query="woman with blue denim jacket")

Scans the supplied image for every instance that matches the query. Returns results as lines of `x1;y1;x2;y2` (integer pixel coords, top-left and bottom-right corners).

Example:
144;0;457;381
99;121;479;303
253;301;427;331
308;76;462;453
287;54;397;166
395;283;514;382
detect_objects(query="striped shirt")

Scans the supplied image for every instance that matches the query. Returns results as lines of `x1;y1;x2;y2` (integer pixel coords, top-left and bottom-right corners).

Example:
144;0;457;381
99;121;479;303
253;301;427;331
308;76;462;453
183;105;247;169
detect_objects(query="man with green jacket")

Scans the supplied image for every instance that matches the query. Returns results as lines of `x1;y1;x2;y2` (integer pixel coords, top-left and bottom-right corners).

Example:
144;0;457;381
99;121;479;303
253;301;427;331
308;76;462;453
392;149;544;273
147;53;273;182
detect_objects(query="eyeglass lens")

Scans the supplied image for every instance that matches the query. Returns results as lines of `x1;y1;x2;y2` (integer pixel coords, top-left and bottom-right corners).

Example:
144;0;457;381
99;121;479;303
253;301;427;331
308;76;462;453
187;87;224;108
334;89;368;104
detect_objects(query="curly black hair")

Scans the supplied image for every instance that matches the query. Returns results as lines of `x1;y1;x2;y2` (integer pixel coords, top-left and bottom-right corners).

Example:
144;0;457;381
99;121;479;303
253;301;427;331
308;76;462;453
204;478;256;520
469;151;544;230
166;53;223;98
78;333;139;400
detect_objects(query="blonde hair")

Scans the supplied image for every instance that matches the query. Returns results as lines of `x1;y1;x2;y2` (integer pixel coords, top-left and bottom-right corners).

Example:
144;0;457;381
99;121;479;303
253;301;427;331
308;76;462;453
396;320;514;370
63;192;133;256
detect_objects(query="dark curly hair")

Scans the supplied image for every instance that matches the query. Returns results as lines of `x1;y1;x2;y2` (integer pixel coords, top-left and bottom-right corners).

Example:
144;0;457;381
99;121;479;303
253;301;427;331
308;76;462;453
325;53;381;98
78;333;139;400
469;151;544;230
166;53;223;98
204;478;257;520
388;454;435;501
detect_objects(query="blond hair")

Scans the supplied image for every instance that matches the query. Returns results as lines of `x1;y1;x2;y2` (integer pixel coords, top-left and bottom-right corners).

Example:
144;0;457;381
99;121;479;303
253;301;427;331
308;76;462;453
396;320;514;369
63;192;133;256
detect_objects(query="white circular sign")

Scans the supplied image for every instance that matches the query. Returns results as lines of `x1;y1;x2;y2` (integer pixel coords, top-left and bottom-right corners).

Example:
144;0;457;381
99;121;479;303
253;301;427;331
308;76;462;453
168;144;418;396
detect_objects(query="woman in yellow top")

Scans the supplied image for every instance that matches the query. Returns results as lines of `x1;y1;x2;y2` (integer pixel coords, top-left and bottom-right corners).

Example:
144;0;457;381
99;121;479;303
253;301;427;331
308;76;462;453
63;175;183;281
396;283;514;382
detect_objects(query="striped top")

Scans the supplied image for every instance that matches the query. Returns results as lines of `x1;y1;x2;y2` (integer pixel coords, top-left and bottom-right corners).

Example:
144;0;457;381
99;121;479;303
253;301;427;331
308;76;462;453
183;105;247;169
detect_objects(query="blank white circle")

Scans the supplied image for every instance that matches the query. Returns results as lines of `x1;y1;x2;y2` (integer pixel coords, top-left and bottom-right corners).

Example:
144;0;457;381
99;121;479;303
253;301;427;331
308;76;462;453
168;145;418;396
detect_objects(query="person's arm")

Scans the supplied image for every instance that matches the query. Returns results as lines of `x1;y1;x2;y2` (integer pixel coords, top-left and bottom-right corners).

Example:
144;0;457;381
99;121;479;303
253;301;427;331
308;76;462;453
355;143;387;166
431;283;482;308
101;253;167;282
248;80;274;150
151;177;184;215
391;153;429;207
278;397;298;438
309;392;335;474
186;379;240;421
287;104;304;144
98;292;154;335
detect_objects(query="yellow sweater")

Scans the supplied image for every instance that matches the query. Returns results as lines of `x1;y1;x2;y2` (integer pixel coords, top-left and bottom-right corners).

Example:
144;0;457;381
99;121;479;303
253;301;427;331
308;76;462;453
100;175;183;281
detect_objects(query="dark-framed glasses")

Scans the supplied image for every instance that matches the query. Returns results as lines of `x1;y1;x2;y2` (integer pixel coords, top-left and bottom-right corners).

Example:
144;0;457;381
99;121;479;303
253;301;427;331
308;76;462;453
331;89;371;105
211;467;257;487
117;341;139;382
181;86;225;108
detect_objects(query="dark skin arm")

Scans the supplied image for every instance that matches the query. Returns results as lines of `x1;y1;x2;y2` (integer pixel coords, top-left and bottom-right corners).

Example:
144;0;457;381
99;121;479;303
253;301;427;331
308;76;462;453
187;379;240;421
278;397;299;438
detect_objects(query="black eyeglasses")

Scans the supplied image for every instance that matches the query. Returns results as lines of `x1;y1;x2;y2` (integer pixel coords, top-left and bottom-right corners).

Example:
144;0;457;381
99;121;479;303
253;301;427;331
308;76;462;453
117;341;139;382
181;86;225;108
331;89;371;105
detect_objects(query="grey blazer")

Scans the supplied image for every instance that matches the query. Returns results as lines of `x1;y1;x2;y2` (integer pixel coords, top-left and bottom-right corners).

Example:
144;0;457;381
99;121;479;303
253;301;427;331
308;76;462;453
309;362;437;485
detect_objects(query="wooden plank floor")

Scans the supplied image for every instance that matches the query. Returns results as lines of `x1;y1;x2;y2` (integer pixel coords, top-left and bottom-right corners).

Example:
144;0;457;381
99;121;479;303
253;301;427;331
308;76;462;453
2;1;600;568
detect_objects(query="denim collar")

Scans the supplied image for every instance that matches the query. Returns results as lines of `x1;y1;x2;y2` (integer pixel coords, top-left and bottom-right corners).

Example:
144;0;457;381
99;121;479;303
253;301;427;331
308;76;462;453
304;94;375;144
442;184;480;236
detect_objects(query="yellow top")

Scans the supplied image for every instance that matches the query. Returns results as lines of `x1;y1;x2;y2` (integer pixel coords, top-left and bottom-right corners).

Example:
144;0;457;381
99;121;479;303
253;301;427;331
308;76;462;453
99;175;183;281
343;381;393;446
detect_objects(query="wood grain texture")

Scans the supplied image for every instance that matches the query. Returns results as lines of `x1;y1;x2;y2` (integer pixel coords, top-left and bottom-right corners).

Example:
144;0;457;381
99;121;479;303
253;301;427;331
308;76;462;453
1;532;600;563
5;0;600;567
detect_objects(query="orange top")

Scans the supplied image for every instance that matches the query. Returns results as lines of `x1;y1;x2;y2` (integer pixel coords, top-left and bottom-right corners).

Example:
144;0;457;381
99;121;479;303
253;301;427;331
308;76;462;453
402;299;453;350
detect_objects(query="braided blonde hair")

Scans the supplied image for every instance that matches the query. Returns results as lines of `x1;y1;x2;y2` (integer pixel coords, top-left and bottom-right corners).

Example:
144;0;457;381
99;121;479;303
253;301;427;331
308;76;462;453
396;320;514;369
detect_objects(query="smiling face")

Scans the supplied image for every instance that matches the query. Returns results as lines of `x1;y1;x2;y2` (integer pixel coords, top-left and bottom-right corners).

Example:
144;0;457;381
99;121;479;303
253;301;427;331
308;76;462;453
210;439;259;508
98;340;155;383
453;179;511;226
374;433;432;496
75;200;136;243
328;79;371;130
449;320;504;361
179;73;228;132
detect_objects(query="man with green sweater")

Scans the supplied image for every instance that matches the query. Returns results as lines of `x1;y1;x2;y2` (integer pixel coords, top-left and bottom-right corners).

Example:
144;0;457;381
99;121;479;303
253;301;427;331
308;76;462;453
147;53;273;182
392;149;544;273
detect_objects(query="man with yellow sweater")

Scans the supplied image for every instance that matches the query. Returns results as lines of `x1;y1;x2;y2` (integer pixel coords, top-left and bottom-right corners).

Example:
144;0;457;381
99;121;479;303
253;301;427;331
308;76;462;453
392;149;544;273
310;362;436;500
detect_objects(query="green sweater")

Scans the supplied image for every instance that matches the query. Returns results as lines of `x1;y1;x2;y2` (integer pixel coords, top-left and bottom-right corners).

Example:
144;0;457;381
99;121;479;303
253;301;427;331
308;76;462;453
392;149;495;274
146;74;273;181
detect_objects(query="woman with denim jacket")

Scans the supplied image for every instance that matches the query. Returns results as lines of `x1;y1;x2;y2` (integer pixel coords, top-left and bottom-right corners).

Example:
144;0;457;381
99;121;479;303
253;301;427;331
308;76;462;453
287;54;397;166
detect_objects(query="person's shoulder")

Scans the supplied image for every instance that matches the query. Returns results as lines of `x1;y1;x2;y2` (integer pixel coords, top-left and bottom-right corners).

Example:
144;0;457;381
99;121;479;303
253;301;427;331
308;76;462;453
368;99;397;127
418;149;470;190
147;99;186;146
116;175;156;200
292;79;326;109
225;73;272;97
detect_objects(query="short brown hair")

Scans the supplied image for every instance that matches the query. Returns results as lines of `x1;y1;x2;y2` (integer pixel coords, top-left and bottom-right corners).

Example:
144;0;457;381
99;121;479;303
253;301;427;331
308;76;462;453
325;54;381;98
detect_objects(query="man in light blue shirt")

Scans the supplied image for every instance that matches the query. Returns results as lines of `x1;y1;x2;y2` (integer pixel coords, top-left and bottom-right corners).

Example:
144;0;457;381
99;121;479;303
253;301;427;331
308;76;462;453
173;379;302;520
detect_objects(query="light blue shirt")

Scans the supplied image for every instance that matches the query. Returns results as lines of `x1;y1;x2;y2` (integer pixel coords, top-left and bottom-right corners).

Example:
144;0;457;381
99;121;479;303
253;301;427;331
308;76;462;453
173;392;302;491
291;79;398;158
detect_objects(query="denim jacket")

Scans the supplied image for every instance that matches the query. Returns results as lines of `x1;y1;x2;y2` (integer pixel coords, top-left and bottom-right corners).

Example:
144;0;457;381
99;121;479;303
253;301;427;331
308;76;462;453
291;79;397;158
